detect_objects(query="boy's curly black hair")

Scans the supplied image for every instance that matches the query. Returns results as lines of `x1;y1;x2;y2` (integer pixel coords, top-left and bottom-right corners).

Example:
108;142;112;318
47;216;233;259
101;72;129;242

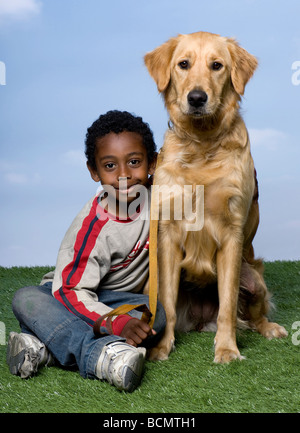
85;110;157;170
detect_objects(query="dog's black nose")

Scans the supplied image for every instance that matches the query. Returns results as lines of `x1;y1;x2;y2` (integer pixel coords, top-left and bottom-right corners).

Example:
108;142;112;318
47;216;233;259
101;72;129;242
187;90;208;108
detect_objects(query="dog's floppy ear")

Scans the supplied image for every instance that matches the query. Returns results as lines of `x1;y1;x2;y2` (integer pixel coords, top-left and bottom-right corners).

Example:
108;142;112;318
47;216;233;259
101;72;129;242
227;38;258;95
144;36;179;92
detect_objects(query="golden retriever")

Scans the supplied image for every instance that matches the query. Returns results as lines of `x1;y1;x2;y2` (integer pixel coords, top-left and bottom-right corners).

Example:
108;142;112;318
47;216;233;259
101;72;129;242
144;31;288;363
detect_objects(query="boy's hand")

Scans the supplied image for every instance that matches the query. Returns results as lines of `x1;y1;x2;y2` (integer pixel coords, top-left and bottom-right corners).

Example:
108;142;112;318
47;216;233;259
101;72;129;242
120;318;156;347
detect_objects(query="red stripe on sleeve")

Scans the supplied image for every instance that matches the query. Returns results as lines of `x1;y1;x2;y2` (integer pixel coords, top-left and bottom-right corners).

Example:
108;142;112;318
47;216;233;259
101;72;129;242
56;196;110;325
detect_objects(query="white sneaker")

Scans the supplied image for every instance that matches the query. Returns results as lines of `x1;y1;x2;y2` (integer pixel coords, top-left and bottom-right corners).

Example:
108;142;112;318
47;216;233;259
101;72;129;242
6;332;54;379
96;341;146;392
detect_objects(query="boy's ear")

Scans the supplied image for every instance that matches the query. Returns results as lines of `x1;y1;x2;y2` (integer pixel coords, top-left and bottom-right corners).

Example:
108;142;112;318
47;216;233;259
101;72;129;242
148;152;157;176
87;162;101;183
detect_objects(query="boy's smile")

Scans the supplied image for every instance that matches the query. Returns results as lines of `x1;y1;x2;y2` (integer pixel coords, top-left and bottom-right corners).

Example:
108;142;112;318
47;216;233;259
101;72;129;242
87;131;155;217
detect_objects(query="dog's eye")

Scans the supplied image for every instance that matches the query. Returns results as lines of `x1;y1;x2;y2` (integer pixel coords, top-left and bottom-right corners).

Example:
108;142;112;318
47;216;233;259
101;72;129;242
212;62;223;71
178;60;189;69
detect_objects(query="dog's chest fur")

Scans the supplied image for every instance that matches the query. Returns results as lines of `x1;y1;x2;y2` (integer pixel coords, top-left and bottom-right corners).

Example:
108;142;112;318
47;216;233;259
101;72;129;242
156;129;255;284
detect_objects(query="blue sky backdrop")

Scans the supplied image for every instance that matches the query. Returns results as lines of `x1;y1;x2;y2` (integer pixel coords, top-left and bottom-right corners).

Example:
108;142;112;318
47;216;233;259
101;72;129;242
0;0;299;267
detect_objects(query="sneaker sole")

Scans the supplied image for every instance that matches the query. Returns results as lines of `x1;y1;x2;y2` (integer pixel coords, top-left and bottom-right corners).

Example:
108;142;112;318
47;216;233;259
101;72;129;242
6;332;27;376
121;351;145;392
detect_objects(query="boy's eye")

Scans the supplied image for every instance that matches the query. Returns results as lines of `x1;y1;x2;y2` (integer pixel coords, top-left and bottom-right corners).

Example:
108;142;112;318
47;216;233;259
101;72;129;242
129;159;140;166
105;163;115;169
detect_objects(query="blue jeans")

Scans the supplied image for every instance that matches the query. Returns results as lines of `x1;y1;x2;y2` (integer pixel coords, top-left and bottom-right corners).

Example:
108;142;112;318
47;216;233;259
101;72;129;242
12;283;166;379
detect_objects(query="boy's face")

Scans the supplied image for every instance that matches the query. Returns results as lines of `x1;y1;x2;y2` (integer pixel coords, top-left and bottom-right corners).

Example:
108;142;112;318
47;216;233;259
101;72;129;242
87;131;156;214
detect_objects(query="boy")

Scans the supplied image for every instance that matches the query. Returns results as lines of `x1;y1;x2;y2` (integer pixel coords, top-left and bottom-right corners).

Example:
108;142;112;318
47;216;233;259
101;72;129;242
7;110;166;392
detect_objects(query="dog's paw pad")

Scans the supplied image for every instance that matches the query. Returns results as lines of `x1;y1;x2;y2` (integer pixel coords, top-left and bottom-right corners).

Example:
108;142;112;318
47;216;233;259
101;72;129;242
214;348;245;364
263;323;288;339
147;347;171;361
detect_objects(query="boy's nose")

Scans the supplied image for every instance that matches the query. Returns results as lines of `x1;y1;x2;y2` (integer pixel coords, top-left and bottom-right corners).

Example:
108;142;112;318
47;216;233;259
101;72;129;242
118;177;130;191
118;165;132;179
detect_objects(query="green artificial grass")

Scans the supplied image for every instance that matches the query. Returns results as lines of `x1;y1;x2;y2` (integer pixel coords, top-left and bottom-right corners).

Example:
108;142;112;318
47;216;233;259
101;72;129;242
0;262;299;413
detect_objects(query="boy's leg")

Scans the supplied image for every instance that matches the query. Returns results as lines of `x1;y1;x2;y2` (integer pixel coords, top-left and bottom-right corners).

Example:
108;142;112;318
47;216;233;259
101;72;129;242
9;285;166;391
98;289;166;348
10;284;125;379
7;330;55;378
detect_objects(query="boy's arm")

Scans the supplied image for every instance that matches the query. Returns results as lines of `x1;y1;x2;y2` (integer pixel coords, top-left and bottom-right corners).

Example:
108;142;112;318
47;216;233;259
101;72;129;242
52;195;151;342
53;281;111;327
53;253;140;334
53;269;152;343
53;277;150;343
52;195;114;326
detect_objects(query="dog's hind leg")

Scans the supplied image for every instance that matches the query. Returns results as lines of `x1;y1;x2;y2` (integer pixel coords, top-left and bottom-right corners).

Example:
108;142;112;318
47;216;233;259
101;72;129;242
243;261;288;339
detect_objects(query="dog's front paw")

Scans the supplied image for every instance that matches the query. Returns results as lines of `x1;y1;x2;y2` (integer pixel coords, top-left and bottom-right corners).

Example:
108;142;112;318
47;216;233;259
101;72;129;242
147;339;175;361
214;338;245;364
214;348;245;364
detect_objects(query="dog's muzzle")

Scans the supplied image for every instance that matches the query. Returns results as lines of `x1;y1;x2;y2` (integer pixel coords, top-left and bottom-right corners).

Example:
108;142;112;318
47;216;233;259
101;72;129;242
187;90;208;116
187;90;208;108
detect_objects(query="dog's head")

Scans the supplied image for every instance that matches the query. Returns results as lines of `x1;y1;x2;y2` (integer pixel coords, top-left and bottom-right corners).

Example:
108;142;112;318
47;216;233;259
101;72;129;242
144;31;257;125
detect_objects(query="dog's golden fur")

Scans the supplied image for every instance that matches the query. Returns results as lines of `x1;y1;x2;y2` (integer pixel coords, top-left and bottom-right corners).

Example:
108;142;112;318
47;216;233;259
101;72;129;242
144;31;287;363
